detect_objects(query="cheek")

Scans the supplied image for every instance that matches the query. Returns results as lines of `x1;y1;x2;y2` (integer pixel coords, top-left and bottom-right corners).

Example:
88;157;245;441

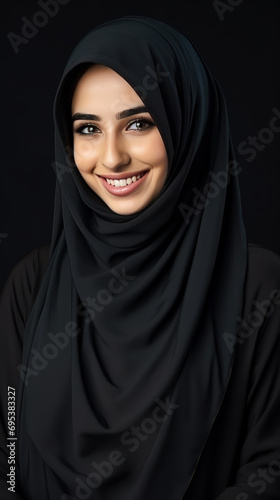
135;133;168;168
148;136;168;176
73;139;97;171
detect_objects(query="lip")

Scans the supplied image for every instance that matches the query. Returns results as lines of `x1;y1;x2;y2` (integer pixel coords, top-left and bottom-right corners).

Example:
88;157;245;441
98;170;149;196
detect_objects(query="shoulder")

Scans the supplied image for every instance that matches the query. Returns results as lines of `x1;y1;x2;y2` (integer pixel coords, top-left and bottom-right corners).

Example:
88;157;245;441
7;245;50;286
240;244;280;349
246;244;280;295
0;245;50;330
5;245;50;299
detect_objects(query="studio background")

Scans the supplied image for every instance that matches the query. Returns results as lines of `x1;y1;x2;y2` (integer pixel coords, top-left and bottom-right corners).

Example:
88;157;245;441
1;0;279;289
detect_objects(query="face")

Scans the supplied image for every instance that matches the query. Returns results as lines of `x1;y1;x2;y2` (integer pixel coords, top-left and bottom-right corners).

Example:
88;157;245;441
71;64;168;215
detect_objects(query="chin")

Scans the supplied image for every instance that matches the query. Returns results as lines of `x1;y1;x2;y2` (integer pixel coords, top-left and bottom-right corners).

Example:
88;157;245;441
107;205;145;216
105;198;150;215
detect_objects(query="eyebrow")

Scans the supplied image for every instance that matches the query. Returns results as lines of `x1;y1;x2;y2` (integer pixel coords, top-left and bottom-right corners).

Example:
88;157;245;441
72;106;148;122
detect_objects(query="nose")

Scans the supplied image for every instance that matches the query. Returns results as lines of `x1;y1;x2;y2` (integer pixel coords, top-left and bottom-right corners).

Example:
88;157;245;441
100;132;130;170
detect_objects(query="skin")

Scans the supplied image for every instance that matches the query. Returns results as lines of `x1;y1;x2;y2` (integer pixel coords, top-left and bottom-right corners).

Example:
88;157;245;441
71;64;168;215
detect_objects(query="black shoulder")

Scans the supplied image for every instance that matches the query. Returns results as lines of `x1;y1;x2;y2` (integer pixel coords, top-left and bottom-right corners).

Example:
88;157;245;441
242;244;280;334
0;245;50;332
8;245;50;285
247;244;280;292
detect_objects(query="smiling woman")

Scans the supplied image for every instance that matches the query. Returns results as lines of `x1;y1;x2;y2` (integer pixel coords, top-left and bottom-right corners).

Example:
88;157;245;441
71;64;168;214
1;14;280;500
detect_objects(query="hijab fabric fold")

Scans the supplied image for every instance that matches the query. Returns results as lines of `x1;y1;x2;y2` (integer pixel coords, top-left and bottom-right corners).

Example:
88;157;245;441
18;16;247;500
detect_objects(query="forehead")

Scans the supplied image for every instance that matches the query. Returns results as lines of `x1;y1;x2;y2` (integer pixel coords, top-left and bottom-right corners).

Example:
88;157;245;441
71;64;144;114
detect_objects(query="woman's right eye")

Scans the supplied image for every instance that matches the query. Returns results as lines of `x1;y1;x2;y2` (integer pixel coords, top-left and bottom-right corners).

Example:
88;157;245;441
74;124;100;135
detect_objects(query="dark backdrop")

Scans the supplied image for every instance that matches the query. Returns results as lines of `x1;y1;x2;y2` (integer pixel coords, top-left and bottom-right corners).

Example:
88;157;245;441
1;0;280;289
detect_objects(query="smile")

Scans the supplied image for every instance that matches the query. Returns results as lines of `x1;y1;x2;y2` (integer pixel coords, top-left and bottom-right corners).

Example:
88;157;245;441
98;170;149;196
105;171;147;187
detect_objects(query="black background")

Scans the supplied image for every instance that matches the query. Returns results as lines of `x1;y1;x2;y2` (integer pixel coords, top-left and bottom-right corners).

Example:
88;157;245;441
1;0;279;289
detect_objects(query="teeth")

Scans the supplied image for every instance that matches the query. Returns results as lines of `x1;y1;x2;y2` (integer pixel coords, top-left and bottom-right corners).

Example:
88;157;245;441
105;172;146;187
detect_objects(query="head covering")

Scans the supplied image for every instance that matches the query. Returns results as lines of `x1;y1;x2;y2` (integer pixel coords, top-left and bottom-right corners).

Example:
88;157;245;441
18;16;247;500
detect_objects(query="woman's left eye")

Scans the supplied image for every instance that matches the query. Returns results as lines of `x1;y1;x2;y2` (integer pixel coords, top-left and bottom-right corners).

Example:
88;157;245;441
126;119;154;132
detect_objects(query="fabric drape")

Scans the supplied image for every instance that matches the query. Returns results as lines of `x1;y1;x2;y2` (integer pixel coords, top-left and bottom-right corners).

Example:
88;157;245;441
17;16;247;500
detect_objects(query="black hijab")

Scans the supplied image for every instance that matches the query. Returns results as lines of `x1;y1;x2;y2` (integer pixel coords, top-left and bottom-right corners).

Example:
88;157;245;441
18;16;247;500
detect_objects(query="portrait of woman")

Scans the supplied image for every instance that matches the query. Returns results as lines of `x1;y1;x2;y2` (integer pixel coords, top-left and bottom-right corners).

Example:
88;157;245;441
0;12;280;500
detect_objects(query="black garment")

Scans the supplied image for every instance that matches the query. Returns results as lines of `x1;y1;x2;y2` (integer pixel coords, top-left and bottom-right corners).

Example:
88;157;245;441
13;16;248;498
1;14;278;500
0;244;280;500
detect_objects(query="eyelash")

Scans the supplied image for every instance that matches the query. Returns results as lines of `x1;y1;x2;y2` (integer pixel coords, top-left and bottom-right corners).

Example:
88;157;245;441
74;116;155;136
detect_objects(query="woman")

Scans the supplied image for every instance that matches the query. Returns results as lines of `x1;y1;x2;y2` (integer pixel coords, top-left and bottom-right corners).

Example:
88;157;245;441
0;15;280;500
